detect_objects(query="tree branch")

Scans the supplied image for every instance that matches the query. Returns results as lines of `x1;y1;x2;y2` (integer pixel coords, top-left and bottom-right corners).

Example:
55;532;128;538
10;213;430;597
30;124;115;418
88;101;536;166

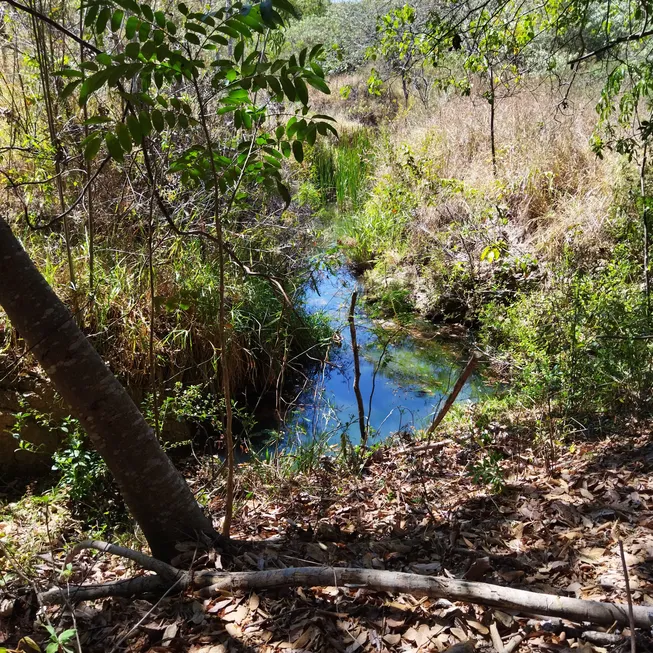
1;0;100;54
38;540;653;630
568;28;653;66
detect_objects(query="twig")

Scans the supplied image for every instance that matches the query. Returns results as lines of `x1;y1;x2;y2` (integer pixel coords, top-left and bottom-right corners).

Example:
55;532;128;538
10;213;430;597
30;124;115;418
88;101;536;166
504;633;525;653
62;540;184;583
426;352;480;440
618;540;638;653
348;291;367;451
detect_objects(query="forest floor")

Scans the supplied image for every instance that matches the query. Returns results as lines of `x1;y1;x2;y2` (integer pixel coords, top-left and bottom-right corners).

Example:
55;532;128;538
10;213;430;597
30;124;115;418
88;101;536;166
2;423;653;653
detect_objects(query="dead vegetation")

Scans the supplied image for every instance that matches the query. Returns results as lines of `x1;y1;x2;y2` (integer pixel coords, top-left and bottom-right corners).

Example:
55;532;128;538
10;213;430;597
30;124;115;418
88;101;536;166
2;421;653;652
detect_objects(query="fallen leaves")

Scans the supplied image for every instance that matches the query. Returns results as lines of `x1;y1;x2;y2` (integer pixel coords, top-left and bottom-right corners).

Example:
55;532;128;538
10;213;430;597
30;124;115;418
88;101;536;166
4;428;653;652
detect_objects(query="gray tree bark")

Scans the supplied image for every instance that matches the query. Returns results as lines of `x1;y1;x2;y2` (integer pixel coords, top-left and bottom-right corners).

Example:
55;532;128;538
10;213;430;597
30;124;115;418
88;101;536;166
0;217;219;560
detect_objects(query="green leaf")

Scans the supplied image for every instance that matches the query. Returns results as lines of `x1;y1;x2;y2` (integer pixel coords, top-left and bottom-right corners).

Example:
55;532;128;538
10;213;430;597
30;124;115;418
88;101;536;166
141;40;157;59
96;52;112;66
306;123;316;146
154;10;166;27
151;108;165;132
60;79;82;100
79;69;110;105
165;110;176;127
234;40;244;62
116;123;132;152
272;0;299;19
280;75;296;102
141;3;154;21
96;7;111;33
84;4;98;27
224;18;251;37
178;2;189;15
185;32;200;45
217;24;241;39
115;0;141;14
139;110;152;136
105;132;124;162
304;74;329;94
292;139;303;163
185;21;207;34
138;22;151;41
125;42;140;59
85;116;112;125
84;134;103;161
125;15;140;39
294;76;308;105
111;9;124;32
59;630;77;643
127;114;143;143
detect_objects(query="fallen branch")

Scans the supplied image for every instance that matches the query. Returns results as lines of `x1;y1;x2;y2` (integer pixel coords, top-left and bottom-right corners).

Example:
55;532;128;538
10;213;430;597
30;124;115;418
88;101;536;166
193;567;653;628
38;552;653;629
61;540;184;583
426;352;480;440
40;575;175;605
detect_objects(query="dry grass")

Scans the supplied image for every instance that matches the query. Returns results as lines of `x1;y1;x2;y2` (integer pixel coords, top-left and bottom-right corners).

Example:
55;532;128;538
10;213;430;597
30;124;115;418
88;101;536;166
320;73;619;261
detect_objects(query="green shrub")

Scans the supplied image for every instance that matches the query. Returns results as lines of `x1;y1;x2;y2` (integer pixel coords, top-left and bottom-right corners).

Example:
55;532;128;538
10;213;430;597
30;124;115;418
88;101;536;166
480;242;653;420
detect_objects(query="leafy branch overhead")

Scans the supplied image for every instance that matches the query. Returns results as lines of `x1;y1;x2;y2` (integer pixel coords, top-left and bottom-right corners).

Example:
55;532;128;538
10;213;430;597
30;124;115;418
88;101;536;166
59;0;336;203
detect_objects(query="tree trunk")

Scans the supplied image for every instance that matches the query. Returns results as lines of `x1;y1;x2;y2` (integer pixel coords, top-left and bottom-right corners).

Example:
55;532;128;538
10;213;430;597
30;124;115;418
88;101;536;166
0;217;218;560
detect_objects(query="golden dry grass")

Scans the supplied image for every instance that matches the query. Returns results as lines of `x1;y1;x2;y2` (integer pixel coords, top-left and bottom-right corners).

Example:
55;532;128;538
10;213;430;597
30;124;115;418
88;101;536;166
320;73;619;260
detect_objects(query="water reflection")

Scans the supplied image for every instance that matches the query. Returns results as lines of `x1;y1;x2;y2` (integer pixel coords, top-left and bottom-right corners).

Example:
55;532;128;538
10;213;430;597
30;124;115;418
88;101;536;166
284;267;492;444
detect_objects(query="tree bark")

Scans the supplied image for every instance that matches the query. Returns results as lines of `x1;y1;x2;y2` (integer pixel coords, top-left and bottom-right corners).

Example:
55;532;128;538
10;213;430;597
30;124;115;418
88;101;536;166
0;217;219;560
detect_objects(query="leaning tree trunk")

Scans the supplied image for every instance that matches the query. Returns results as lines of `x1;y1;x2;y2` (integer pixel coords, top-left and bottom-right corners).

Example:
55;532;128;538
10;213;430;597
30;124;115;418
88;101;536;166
0;217;218;560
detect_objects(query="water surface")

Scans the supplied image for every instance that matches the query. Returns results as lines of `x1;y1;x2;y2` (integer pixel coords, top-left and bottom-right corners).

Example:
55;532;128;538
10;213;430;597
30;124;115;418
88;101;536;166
284;266;492;445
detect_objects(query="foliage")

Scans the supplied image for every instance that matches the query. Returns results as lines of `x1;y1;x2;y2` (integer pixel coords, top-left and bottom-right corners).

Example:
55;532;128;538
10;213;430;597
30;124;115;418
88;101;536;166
333;174;414;270
65;0;334;193
42;625;77;653
308;127;374;209
283;0;391;73
479;235;653;420
469;450;504;493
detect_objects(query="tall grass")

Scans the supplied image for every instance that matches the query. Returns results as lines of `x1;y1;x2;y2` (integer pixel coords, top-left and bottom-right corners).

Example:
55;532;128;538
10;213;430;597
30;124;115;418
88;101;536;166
310;127;374;210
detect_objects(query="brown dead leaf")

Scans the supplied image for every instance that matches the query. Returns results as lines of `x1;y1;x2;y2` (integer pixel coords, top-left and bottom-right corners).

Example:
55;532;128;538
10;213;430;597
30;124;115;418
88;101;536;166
224;623;241;638
463;557;493;581
466;620;489;635
383;633;402;645
386;618;405;628
222;604;248;624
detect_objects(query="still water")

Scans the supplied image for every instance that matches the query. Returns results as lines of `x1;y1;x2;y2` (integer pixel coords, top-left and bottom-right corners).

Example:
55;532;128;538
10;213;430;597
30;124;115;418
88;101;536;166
283;266;492;445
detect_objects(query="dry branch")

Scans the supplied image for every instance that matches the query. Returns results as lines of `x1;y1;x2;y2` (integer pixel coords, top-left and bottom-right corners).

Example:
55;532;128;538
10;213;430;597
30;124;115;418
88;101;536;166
193;567;653;628
426;352;480;439
39;550;653;630
40;575;177;605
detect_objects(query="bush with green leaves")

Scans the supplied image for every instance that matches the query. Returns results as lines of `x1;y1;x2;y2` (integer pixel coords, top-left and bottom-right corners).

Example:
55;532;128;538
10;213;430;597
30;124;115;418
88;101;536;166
480;236;653;421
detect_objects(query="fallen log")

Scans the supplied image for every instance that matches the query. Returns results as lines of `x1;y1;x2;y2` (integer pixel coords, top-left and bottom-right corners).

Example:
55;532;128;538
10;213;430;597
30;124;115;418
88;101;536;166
39;547;653;629
193;567;653;628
